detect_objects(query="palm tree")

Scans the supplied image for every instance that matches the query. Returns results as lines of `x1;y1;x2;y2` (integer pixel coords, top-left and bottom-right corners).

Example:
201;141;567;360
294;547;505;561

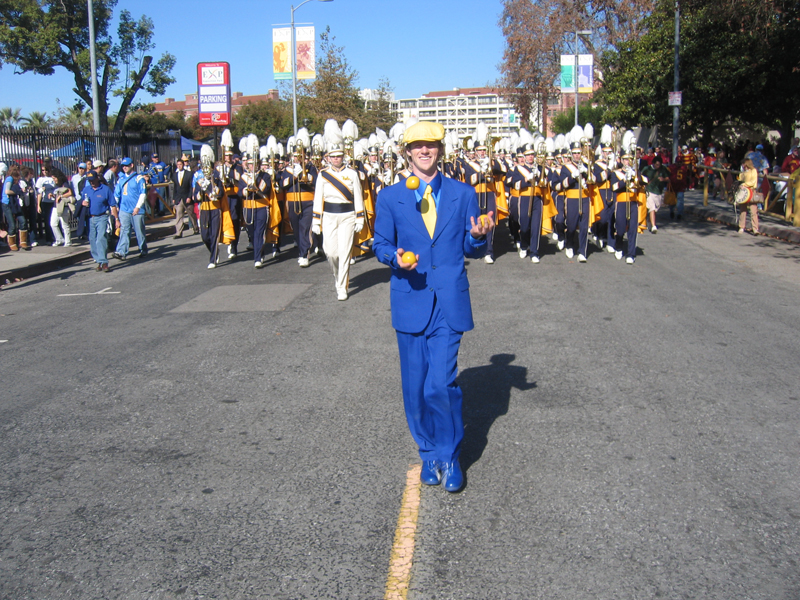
22;111;51;128
0;107;23;127
54;104;92;129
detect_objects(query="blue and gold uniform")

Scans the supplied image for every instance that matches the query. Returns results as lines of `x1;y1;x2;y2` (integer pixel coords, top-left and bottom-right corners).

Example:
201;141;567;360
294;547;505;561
281;156;318;267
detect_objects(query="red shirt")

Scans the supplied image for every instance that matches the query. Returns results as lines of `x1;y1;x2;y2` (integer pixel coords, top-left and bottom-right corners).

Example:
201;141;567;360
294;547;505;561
781;154;799;175
669;164;688;193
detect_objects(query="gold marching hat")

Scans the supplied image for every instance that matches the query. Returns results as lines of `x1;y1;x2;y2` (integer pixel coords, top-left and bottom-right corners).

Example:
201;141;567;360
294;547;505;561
403;121;445;145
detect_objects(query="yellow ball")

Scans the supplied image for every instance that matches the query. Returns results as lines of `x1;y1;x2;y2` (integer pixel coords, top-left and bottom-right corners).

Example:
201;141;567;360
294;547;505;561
401;251;417;265
405;176;420;190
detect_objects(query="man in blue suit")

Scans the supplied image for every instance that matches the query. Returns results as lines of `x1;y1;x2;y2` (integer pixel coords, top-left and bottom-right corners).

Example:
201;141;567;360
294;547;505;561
373;121;494;492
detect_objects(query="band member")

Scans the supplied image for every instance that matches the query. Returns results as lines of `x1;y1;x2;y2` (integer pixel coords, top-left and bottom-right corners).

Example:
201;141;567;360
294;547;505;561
282;149;318;267
312;143;364;301
560;142;594;262
551;146;568;247
609;149;647;264
195;146;234;269
242;157;274;268
593;139;616;252
216;147;243;259
461;141;500;263
507;144;536;258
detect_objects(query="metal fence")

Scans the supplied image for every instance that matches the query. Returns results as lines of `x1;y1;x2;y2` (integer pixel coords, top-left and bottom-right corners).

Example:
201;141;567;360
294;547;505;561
0;127;182;179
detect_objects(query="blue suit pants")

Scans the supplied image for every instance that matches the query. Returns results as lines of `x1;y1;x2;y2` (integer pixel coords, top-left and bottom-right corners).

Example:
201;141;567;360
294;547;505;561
395;299;464;463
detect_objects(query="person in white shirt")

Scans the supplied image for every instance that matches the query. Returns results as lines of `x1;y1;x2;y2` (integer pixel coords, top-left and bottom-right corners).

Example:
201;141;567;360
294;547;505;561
312;143;364;301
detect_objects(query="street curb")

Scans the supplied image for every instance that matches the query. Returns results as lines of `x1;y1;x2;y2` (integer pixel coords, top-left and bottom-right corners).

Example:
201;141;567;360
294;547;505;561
684;204;800;245
0;221;176;283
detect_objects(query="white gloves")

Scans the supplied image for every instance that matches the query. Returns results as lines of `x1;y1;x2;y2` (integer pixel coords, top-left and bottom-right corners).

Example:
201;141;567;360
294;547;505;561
383;172;393;186
311;223;321;235
292;164;302;176
579;164;589;175
354;218;364;233
525;171;534;182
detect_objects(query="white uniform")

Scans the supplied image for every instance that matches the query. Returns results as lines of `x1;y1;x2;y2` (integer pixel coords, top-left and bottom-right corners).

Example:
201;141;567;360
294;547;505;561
312;165;364;299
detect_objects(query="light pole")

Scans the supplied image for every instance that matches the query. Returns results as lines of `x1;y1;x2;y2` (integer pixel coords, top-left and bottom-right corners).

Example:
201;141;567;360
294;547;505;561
291;0;333;136
573;29;592;127
87;0;101;132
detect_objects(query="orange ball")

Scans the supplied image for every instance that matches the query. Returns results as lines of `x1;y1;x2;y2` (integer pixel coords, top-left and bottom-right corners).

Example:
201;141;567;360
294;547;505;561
401;251;417;264
405;176;420;190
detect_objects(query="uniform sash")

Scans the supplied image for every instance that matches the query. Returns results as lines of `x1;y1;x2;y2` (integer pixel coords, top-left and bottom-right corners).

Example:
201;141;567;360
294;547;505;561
320;170;354;203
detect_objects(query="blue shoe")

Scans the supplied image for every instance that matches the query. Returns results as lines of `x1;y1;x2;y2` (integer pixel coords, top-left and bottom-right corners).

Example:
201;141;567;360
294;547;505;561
420;460;442;486
442;461;464;493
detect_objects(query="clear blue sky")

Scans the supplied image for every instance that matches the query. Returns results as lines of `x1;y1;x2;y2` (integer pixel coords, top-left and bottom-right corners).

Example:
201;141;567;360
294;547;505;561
0;0;507;118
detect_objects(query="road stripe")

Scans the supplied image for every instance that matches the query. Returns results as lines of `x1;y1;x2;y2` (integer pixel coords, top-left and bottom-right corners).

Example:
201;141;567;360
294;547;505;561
385;464;422;600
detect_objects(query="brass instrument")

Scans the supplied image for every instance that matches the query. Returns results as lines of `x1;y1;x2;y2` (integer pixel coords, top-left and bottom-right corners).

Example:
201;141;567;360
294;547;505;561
270;151;281;194
536;142;548;187
200;152;216;202
297;140;309;184
580;137;596;185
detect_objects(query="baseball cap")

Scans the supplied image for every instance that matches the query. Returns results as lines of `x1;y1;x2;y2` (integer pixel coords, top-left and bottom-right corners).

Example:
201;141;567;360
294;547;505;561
92;159;104;168
87;172;100;183
120;157;133;166
78;162;87;169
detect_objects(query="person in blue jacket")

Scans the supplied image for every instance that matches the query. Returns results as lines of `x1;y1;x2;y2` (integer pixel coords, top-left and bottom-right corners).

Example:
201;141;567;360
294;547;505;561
373;121;494;493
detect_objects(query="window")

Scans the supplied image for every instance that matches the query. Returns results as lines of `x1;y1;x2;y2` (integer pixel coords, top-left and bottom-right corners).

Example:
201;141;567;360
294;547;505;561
468;109;476;115
419;110;436;117
477;96;496;105
419;99;436;108
399;100;417;109
438;99;448;107
548;96;560;106
478;107;497;115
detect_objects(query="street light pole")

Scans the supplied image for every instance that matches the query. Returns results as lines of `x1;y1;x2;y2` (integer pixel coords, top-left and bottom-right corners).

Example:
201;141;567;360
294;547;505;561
291;0;333;136
87;0;101;132
573;30;592;127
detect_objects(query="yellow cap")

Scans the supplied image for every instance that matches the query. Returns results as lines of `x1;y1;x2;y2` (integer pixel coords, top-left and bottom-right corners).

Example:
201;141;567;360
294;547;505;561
403;121;445;145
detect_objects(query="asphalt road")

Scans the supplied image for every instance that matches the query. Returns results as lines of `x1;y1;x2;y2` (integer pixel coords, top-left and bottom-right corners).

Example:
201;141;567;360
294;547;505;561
1;215;798;599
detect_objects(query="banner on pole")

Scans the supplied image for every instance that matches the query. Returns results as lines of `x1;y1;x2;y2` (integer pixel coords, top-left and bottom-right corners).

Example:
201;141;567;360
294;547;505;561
197;62;231;127
560;55;593;93
273;26;316;81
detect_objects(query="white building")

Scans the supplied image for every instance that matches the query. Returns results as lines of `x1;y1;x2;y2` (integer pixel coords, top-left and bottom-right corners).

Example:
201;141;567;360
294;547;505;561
392;87;538;140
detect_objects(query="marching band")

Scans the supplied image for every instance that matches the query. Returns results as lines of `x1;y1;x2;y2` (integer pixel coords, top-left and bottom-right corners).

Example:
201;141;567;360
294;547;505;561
186;120;651;297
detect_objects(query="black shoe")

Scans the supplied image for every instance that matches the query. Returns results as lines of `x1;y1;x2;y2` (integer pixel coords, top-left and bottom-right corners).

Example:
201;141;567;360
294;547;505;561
113;252;126;261
670;209;675;219
676;214;682;221
420;460;442;486
173;234;182;239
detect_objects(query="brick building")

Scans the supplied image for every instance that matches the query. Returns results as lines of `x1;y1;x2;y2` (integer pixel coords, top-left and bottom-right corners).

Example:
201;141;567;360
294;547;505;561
153;90;280;118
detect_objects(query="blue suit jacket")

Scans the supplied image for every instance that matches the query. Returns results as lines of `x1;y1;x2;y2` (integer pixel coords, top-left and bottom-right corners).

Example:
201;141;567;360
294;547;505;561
373;175;486;334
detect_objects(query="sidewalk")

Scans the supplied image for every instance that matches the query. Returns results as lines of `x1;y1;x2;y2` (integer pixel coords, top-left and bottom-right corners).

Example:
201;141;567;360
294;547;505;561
0;216;177;285
682;189;800;243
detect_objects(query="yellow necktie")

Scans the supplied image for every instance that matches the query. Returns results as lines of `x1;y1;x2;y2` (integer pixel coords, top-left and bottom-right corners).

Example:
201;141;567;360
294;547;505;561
421;185;437;238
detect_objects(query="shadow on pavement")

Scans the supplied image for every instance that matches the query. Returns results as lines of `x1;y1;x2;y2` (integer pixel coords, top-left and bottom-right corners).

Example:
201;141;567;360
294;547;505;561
458;353;537;472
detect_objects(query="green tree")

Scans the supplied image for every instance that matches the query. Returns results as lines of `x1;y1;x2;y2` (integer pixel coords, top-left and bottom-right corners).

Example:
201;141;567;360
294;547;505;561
598;0;799;149
230;100;294;141
52;100;92;128
0;107;23;127
550;101;607;134
0;0;175;132
22;111;51;128
123;103;205;140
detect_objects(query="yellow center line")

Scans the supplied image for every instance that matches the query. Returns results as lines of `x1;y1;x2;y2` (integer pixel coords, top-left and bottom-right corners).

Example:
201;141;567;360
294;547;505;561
385;464;422;600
